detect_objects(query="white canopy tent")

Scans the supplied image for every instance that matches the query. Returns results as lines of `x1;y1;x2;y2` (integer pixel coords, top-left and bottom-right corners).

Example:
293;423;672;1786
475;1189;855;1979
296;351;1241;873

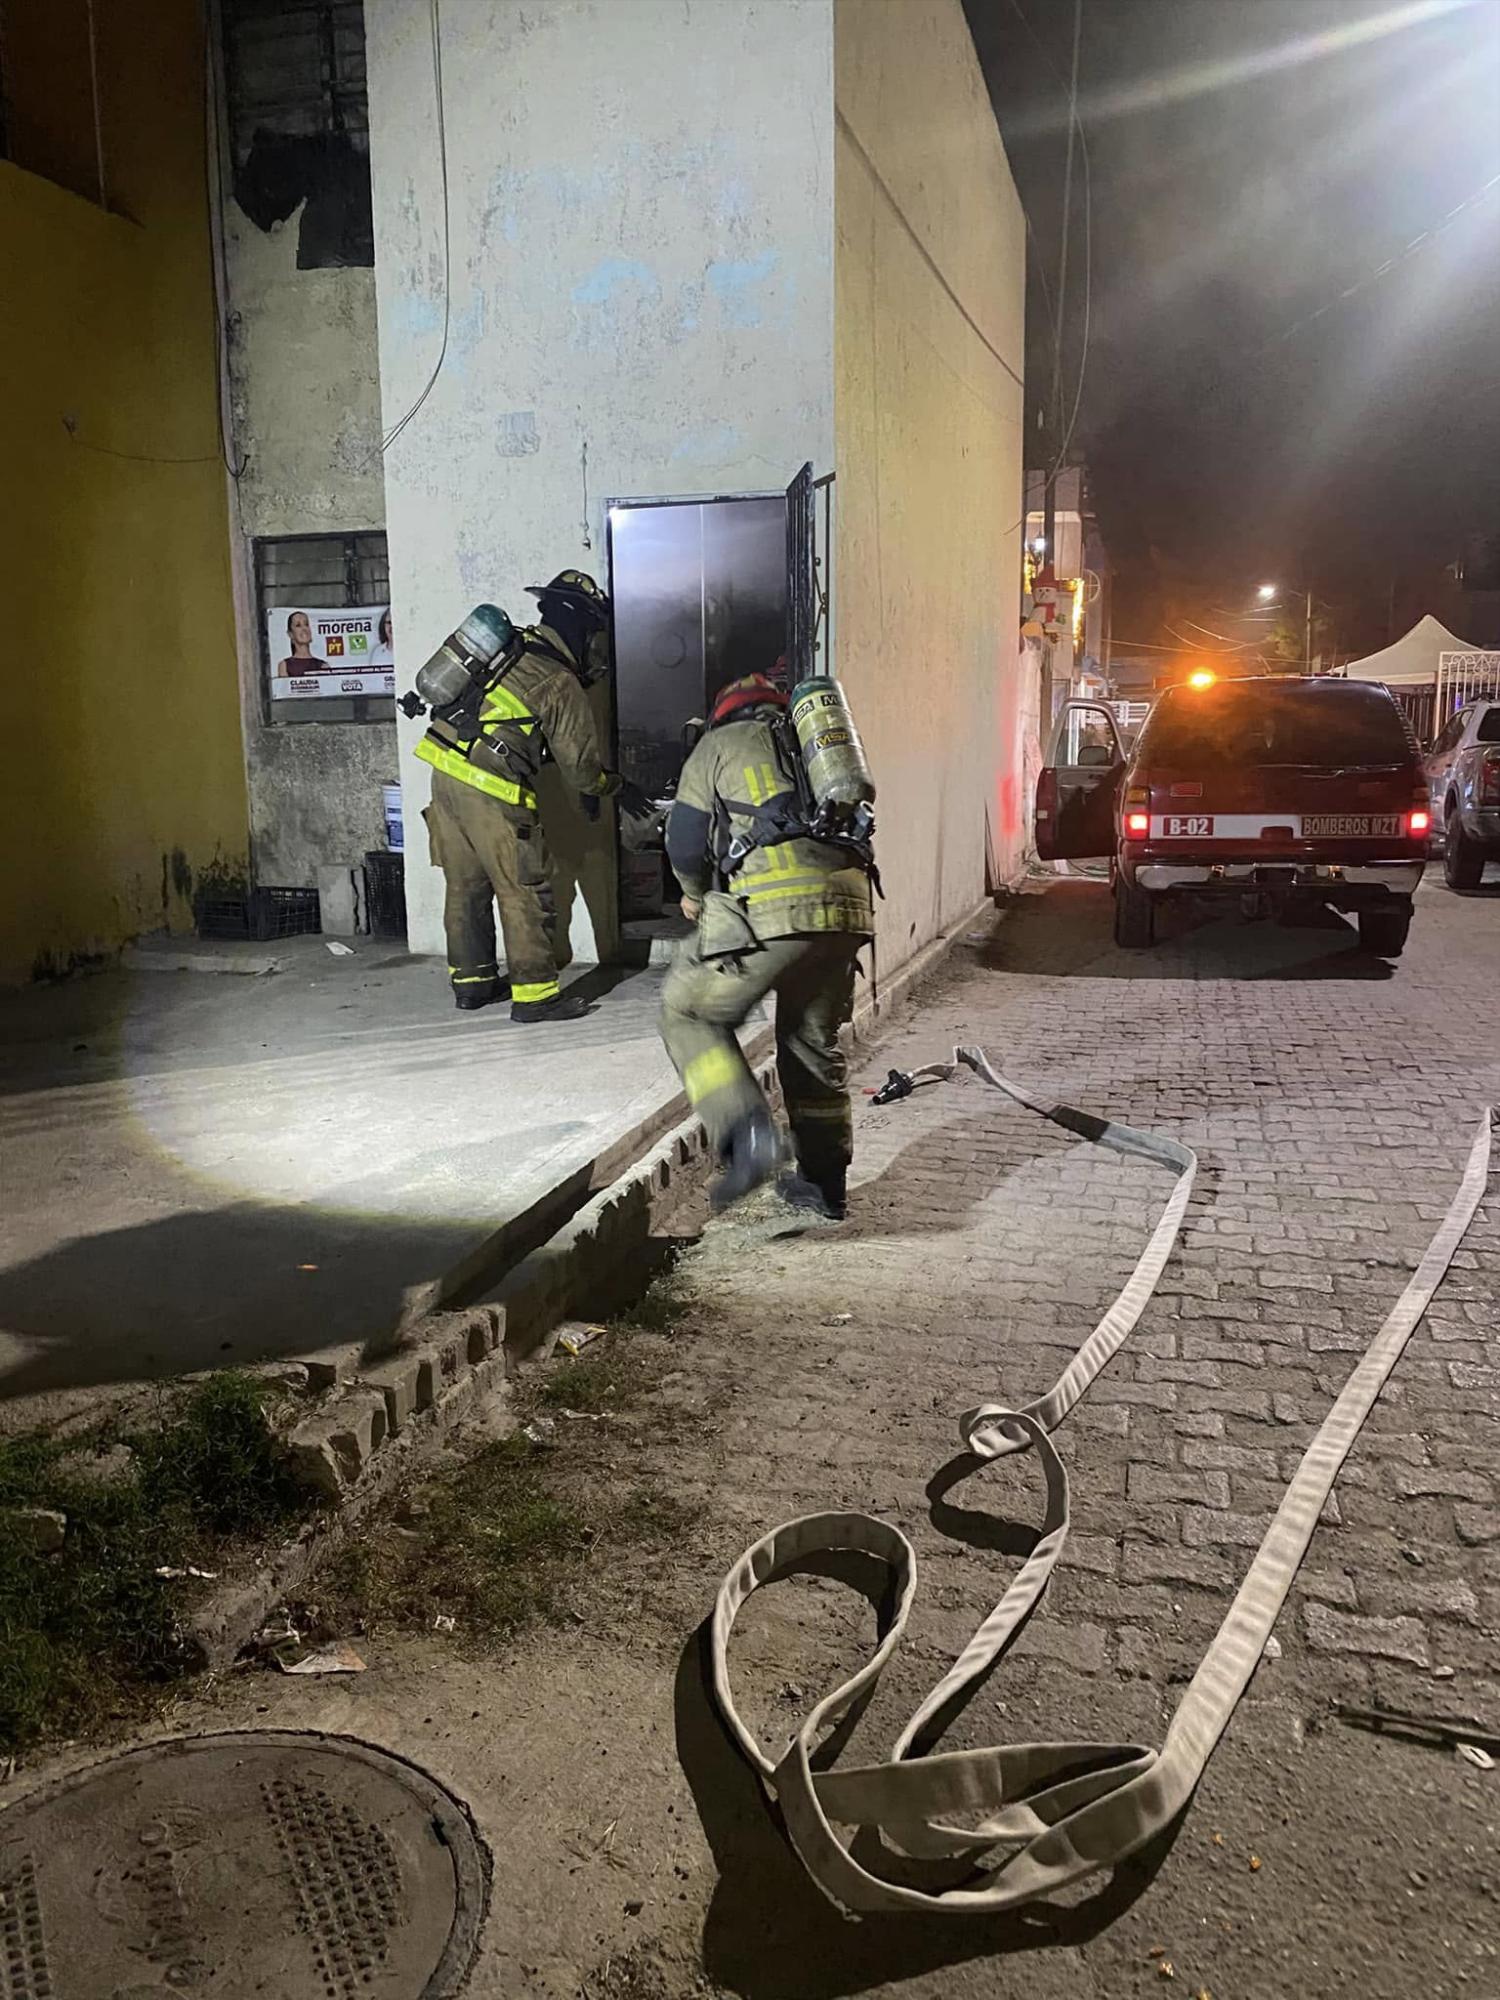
1342;615;1483;686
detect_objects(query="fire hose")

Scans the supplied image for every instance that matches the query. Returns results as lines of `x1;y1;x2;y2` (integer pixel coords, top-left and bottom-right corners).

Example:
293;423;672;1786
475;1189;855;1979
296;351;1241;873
710;1047;1494;1917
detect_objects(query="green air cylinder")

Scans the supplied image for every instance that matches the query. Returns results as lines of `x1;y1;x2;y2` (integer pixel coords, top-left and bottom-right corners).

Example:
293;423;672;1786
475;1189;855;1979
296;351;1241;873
790;677;876;811
414;603;515;710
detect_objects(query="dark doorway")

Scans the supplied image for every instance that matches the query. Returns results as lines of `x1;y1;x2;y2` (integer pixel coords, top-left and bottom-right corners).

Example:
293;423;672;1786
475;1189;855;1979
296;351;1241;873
607;492;789;946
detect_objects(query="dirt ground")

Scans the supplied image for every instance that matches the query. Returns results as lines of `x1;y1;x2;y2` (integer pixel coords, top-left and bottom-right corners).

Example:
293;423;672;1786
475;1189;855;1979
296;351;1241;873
21;875;1500;1999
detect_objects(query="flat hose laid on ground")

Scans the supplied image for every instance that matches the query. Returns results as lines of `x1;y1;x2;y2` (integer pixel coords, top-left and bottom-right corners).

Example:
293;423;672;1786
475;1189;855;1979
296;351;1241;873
709;1047;1495;1918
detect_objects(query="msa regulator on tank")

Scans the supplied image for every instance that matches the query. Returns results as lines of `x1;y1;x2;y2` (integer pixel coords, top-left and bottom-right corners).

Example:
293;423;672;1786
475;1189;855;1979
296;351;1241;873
789;675;877;851
397;603;516;722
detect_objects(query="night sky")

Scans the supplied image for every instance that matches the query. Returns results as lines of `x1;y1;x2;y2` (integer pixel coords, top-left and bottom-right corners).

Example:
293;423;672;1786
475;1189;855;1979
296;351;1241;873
966;0;1500;651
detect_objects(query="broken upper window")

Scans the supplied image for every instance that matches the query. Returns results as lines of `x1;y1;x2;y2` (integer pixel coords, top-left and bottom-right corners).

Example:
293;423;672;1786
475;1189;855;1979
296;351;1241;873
222;0;373;269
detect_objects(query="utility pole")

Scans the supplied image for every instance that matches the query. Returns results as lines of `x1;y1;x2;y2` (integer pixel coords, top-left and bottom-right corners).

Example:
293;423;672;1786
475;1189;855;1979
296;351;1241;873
1043;0;1083;563
1305;588;1313;673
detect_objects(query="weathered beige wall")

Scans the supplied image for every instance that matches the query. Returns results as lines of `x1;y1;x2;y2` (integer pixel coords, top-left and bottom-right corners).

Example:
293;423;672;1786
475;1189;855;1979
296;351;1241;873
835;0;1028;966
366;0;836;959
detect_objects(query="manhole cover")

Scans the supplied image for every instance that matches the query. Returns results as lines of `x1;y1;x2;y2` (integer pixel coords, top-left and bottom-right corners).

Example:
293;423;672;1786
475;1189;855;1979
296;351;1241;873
0;1731;487;1999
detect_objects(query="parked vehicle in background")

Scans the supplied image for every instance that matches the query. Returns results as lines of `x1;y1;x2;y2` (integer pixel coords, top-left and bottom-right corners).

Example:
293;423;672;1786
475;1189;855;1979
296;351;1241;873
1424;698;1500;889
1035;675;1430;957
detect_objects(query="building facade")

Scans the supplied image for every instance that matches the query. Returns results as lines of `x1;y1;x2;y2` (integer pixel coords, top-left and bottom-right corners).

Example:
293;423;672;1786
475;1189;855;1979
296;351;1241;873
0;0;249;984
4;0;1027;989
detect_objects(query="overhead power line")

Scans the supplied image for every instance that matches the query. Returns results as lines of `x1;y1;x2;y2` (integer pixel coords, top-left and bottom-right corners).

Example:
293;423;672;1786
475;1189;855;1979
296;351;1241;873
1006;0;1093;536
378;0;452;456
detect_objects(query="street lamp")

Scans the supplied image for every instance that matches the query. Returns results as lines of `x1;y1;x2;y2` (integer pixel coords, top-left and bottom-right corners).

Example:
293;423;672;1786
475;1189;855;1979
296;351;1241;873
1255;583;1315;671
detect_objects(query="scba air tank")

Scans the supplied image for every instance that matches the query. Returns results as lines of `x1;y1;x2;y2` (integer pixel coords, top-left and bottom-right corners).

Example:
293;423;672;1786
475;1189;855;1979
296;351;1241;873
414;603;515;711
789;677;876;813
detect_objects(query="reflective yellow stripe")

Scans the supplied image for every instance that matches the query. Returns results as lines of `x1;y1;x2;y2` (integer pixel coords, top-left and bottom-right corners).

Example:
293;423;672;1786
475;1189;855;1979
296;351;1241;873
683;1046;744;1104
784;1102;848;1119
742;874;830;897
511;979;559;1004
450;967;498;984
744;845;805;881
479;682;536;726
417;737;537;810
741;762;782;806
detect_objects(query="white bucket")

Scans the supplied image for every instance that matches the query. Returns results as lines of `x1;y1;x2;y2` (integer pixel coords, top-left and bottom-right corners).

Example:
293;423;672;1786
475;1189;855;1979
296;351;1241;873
382;782;404;853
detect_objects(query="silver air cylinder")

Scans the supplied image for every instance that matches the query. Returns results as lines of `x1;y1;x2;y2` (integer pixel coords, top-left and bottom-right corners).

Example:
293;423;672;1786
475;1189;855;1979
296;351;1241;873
414;603;514;710
790;677;877;812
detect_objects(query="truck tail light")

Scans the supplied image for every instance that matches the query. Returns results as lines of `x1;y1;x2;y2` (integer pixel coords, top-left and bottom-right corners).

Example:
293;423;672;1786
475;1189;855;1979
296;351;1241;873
1407;809;1430;836
1125;811;1150;836
1482;752;1500;805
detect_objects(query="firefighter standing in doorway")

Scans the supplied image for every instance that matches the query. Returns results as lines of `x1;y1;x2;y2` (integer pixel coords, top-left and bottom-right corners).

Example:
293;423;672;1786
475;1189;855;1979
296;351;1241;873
659;671;876;1216
417;569;646;1023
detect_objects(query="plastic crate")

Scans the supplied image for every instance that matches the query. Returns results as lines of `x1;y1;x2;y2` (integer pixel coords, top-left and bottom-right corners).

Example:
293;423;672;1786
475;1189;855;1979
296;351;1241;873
252;887;322;941
363;851;406;939
196;894;253;940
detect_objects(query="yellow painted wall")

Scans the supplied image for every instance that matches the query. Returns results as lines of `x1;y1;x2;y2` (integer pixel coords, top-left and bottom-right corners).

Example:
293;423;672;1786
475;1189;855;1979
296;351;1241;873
0;0;247;983
834;0;1028;967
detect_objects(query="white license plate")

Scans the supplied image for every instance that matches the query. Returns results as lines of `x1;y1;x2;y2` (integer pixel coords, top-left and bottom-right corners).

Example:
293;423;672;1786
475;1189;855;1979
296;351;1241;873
1161;814;1213;836
1302;814;1401;837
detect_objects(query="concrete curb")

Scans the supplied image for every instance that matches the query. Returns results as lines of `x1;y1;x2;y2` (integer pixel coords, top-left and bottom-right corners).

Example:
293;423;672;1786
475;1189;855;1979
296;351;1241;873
190;1308;511;1668
493;1056;780;1354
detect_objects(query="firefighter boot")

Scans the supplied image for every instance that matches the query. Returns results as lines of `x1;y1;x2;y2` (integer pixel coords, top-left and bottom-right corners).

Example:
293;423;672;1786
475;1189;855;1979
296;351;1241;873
511;990;593;1024
779;1166;847;1222
712;1106;782;1212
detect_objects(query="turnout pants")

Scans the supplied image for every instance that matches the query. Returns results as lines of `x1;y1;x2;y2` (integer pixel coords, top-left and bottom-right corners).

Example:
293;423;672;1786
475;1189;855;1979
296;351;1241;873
661;928;864;1194
423;770;564;1003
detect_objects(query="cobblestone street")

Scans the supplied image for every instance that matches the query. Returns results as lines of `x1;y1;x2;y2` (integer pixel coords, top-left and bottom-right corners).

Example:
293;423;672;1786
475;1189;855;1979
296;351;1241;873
225;871;1500;2000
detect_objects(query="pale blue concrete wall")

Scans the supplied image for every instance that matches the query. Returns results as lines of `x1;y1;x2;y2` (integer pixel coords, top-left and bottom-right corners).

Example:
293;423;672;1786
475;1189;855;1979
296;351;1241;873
366;0;836;958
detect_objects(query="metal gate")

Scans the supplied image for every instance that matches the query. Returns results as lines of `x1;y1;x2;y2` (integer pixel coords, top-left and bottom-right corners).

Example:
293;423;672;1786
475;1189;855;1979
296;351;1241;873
1391;685;1438;746
1436;650;1500;729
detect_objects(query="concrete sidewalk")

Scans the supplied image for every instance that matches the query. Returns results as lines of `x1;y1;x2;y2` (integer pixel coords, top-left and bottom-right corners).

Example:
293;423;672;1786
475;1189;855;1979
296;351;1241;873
0;936;717;1424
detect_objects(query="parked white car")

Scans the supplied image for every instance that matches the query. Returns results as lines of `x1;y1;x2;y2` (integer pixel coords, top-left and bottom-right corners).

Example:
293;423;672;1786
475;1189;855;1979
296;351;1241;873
1424;699;1500;889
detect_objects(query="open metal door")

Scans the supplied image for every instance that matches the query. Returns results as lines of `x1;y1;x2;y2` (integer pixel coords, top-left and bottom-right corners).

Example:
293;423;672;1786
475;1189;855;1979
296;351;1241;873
1034;699;1127;861
785;461;816;684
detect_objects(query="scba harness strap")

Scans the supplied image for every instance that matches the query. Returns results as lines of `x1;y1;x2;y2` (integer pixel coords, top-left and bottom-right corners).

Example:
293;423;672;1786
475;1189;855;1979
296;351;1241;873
424;629;576;799
713;718;881;892
710;1048;1494;1917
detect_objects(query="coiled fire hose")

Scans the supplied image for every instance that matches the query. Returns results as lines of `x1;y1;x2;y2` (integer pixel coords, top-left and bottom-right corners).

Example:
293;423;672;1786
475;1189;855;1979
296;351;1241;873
710;1047;1494;1918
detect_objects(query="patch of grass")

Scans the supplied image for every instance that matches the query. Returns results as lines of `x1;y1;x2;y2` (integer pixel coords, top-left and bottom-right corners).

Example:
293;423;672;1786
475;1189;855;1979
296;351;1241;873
135;1372;306;1537
330;1435;701;1648
537;1350;625;1412
330;1435;584;1638
0;1373;310;1752
327;1290;702;1652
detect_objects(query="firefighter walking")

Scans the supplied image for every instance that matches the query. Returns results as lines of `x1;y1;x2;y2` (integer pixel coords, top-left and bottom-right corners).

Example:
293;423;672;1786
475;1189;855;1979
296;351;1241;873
416;570;644;1023
660;672;877;1216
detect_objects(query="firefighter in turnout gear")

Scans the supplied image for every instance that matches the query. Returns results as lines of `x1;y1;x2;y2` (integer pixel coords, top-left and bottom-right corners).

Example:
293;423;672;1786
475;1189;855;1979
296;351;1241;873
660;672;876;1215
417;570;645;1023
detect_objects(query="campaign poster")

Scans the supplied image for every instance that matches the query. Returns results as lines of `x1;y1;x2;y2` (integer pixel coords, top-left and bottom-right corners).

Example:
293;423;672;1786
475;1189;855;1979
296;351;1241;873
268;605;396;700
